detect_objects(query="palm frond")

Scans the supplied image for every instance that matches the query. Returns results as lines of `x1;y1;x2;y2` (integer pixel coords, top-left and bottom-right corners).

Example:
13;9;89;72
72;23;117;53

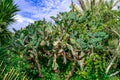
78;0;86;11
74;0;120;15
112;0;120;8
0;0;19;26
0;62;28;80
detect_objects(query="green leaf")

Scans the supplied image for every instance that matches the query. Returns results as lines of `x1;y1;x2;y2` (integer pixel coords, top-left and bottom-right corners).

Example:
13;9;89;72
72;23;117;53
17;39;24;46
70;38;76;45
20;33;24;39
52;61;58;70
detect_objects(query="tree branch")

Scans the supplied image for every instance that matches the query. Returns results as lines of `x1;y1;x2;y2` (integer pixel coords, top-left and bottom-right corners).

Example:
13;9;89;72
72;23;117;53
110;71;120;77
106;55;117;74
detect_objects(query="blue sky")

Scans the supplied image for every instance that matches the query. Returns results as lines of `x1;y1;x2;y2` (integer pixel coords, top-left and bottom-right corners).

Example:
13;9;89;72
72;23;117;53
9;0;79;31
8;0;120;31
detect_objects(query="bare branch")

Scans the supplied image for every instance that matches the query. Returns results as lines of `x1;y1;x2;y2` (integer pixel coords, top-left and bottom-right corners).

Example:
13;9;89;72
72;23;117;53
106;55;117;74
110;71;120;77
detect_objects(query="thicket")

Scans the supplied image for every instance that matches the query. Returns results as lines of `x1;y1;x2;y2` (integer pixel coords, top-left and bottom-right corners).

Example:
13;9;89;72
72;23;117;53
0;0;120;80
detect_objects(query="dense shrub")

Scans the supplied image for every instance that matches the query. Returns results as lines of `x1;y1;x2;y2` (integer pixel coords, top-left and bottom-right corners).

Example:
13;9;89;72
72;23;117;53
0;0;120;80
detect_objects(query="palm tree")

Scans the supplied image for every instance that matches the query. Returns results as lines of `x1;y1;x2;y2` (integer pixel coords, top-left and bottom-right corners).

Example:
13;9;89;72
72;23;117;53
73;0;120;15
0;0;19;46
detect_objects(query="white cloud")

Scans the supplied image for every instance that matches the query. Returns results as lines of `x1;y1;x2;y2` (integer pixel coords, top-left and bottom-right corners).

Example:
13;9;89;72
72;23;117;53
9;15;34;32
9;0;120;31
14;0;74;20
9;0;79;31
14;15;34;23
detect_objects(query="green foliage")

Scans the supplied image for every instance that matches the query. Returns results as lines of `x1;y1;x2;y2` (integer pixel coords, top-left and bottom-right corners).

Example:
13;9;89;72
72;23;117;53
9;11;110;79
0;62;28;80
75;53;108;80
0;0;120;80
0;0;19;25
85;54;107;79
0;0;19;46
